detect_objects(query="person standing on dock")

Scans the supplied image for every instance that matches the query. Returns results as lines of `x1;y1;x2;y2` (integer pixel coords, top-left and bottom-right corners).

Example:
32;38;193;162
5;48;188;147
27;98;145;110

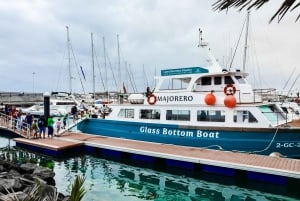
79;100;87;119
25;113;33;129
31;119;39;139
47;116;55;138
62;113;68;129
56;118;62;135
38;115;47;139
71;104;78;123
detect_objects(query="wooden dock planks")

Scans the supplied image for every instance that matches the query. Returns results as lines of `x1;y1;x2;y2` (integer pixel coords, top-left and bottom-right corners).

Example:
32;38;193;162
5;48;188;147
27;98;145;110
13;131;300;179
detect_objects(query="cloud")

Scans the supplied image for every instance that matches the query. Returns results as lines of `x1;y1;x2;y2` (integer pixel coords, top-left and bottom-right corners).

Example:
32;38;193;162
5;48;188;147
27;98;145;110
0;0;299;95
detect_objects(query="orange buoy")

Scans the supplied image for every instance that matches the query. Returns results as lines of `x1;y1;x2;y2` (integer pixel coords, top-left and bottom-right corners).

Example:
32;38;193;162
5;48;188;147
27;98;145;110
205;93;216;105
224;95;236;108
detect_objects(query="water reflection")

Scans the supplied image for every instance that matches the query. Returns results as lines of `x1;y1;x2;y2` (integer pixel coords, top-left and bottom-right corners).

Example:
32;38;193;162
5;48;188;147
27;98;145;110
0;135;298;201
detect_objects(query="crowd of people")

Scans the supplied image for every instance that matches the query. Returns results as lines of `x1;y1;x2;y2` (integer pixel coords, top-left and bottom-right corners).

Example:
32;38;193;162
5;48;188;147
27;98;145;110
0;100;111;139
71;100;110;121
0;105;68;139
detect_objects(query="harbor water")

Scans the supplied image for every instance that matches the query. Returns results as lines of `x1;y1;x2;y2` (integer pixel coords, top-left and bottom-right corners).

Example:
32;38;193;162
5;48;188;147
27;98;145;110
0;135;298;201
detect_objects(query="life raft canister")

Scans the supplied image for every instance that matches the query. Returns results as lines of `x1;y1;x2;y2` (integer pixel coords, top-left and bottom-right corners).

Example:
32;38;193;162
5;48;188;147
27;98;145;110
147;94;157;105
224;84;236;96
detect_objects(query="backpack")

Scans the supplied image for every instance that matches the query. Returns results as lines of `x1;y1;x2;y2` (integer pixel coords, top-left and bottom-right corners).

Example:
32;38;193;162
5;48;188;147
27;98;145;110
71;106;77;114
38;119;44;127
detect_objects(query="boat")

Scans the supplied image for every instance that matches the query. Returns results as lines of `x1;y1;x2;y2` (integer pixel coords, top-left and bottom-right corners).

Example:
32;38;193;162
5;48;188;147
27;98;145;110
20;92;77;117
76;33;300;159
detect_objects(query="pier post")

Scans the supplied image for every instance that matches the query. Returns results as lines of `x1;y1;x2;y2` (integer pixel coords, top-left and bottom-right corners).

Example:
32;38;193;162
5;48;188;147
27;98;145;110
44;92;50;122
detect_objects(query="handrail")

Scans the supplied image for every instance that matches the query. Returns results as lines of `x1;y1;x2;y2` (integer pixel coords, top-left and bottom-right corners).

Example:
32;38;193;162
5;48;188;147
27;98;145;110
0;113;31;139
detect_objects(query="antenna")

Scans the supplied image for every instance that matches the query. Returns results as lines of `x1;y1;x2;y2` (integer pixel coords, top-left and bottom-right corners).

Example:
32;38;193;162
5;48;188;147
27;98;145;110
198;28;208;47
197;28;222;72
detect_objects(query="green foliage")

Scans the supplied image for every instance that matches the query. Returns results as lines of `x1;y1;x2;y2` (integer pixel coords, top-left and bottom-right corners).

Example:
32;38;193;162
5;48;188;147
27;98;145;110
69;175;86;201
1;175;86;201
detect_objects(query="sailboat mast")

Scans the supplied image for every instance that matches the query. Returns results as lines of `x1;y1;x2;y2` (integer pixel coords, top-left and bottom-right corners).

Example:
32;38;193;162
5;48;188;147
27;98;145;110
91;32;95;103
117;34;121;93
66;26;72;94
243;11;250;72
103;37;108;100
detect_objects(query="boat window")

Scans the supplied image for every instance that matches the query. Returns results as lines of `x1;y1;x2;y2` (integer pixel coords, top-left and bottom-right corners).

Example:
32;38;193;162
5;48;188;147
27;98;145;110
197;110;225;122
166;110;190;121
118;109;134;118
235;76;246;84
214;77;222;85
201;77;211;85
140;109;160;120
224;76;234;84
56;102;76;105
160;77;191;90
259;105;286;123
233;110;258;123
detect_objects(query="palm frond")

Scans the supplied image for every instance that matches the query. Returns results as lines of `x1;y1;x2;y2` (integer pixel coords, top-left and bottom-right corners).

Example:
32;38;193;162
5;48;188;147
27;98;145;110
69;175;86;201
212;0;299;22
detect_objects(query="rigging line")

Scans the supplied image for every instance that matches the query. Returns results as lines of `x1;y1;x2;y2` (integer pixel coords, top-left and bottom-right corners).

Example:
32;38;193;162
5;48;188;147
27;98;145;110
242;11;250;72
129;64;138;92
142;64;149;88
106;54;118;91
70;43;86;94
125;63;137;93
250;27;264;88
93;46;106;91
150;66;156;90
229;14;247;70
286;72;300;98
282;67;296;92
56;42;68;91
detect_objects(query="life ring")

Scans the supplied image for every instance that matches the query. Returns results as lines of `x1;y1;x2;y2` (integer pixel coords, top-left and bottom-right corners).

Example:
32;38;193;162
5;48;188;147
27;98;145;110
147;94;157;105
224;84;236;96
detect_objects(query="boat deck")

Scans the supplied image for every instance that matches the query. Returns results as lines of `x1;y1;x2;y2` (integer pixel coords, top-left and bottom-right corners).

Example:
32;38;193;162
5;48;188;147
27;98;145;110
14;132;300;179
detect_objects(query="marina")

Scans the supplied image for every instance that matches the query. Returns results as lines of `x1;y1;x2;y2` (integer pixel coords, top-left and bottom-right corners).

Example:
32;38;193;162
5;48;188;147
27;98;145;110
0;1;299;200
0;30;299;200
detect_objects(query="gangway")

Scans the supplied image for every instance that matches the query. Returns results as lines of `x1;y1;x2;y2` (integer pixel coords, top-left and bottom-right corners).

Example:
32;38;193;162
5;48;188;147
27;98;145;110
0;113;87;138
0;113;31;138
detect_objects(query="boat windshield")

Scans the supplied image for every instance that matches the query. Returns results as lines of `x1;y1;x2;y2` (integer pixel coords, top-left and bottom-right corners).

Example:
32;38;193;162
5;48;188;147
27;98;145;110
235;76;247;84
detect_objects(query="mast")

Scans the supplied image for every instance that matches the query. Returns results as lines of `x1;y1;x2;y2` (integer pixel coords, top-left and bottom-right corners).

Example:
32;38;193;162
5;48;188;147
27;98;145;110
103;37;108;100
243;11;250;72
117;34;121;93
66;26;72;94
91;32;95;103
117;34;121;103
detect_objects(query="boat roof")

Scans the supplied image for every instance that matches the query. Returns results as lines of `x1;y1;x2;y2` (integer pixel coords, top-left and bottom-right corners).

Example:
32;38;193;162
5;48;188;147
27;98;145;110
156;67;248;81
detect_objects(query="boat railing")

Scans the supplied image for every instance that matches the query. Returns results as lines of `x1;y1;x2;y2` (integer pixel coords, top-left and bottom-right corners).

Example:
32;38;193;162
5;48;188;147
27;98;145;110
253;88;278;102
0;113;31;139
147;89;263;104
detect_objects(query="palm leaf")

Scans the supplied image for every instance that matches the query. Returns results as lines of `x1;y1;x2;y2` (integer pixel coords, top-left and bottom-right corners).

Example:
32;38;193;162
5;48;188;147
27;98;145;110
69;175;86;201
212;0;299;22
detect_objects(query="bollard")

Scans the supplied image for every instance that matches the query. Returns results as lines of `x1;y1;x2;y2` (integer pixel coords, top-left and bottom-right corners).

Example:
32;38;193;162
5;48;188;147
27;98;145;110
44;92;50;123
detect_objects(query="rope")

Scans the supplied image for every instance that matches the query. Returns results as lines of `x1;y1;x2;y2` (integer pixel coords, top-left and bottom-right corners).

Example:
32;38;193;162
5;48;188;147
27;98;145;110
250;127;279;154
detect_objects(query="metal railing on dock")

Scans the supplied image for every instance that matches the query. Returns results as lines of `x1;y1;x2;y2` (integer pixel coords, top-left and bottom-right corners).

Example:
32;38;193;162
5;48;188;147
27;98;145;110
0;113;31;138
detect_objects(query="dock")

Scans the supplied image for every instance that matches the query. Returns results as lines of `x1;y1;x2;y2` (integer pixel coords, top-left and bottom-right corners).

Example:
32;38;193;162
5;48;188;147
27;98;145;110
13;132;300;185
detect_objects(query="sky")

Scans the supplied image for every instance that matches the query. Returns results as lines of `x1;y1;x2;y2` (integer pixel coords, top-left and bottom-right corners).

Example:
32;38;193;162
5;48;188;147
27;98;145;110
0;0;299;96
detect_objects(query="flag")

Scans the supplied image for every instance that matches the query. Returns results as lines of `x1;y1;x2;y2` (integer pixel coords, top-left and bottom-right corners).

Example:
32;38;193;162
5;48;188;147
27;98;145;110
80;66;86;81
123;82;127;94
